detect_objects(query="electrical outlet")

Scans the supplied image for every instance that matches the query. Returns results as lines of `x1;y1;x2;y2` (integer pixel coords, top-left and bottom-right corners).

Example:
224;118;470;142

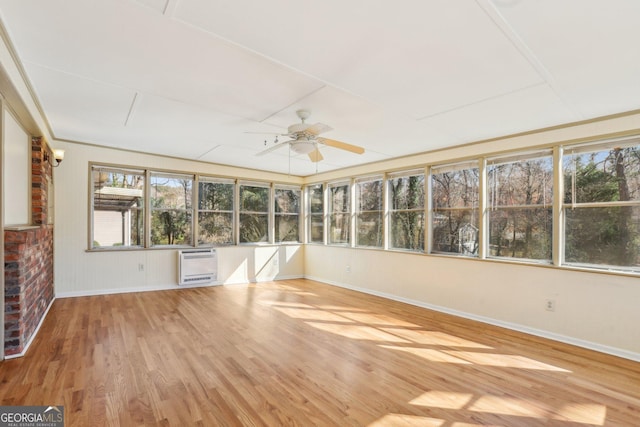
545;299;556;312
138;263;144;272
346;265;351;273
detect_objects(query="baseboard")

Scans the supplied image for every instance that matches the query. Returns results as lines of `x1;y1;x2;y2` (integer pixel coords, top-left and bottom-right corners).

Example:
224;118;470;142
304;275;640;363
56;281;222;298
56;274;304;298
4;297;56;360
247;274;303;283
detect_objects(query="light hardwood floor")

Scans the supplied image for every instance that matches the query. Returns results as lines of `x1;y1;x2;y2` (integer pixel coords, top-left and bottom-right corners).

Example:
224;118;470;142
1;279;639;426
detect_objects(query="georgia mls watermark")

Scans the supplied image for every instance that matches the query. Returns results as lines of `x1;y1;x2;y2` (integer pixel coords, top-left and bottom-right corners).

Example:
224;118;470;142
0;406;64;427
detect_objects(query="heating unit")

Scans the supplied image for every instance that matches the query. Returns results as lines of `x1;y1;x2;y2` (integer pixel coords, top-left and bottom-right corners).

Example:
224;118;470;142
178;249;217;285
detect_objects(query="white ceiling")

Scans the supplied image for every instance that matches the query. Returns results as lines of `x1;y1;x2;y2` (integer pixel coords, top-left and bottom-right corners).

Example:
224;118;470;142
1;0;639;176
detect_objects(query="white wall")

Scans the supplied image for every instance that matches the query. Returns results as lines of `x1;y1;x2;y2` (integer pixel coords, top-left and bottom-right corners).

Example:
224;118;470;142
53;141;304;297
304;245;640;359
302;112;640;361
2;108;29;226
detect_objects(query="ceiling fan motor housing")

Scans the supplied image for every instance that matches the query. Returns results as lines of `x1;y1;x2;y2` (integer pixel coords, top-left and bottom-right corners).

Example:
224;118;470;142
288;123;310;134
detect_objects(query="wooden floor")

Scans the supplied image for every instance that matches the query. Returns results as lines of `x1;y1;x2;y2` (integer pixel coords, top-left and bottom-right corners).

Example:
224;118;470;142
1;279;639;426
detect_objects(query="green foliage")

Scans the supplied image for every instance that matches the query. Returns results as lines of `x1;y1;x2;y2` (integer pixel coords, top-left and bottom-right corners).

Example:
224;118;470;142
150;176;193;245
238;185;270;243
198;182;234;244
487;158;553;260
389;175;425;250
564;147;640;266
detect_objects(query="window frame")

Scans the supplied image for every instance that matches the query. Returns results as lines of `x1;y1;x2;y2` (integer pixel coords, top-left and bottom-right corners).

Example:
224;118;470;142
387;169;426;252
274;184;302;243
238;181;271;244
149;171;195;247
430;161;480;257
562;137;640;272
90;164;146;250
86;133;640;278
354;175;384;248
197;176;235;246
486;150;554;263
306;183;325;244
327;180;351;245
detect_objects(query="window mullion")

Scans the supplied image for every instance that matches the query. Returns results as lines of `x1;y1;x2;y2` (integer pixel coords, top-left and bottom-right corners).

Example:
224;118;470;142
193;175;199;247
553;146;563;266
269;184;275;244
350;178;355;248
425;165;432;254
323;183;328;245
144;169;151;248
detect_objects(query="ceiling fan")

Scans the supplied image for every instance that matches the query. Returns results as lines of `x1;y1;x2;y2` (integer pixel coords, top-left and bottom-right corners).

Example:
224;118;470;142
254;109;365;162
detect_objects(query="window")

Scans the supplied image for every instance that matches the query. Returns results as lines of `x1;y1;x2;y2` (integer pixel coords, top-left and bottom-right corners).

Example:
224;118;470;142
150;172;193;246
307;184;324;243
564;138;640;270
388;171;425;251
91;166;145;248
488;151;553;261
239;183;269;243
198;177;234;245
328;182;350;244
275;186;301;242
431;163;479;255
355;176;383;247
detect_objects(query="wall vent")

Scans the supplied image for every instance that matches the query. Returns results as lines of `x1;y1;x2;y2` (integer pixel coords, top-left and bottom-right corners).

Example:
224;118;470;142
178;249;217;285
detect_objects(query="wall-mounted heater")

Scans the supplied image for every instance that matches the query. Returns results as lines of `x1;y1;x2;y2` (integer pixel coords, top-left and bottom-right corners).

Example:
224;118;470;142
178;249;217;285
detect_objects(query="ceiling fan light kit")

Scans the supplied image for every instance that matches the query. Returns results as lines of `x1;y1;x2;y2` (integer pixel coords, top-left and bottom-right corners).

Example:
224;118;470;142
290;140;316;154
254;109;365;163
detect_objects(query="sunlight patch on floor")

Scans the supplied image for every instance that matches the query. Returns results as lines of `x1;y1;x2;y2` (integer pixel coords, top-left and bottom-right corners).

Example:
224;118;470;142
409;391;607;425
306;322;411;342
409;390;474;409
469;395;606;424
272;306;353;322
555;403;607;424
379;345;472;364
315;304;367;312
380;328;492;349
445;351;570;371
338;312;420;327
368;413;445;426
468;395;550;419
260;301;315;308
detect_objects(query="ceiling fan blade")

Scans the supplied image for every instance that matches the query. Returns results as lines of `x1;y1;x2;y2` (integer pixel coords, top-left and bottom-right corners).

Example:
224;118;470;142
305;122;333;136
308;148;323;162
319;138;365;154
256;142;289;156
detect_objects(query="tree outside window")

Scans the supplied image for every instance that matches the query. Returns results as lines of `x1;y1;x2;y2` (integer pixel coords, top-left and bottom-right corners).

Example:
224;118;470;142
275;186;301;243
239;184;269;243
564;141;640;269
355;177;383;247
488;153;553;261
432;164;479;255
328;182;350;244
388;172;424;251
308;184;324;243
198;178;234;245
150;173;193;246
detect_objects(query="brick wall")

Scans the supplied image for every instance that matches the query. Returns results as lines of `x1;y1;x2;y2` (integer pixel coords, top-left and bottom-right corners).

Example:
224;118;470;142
4;137;55;356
